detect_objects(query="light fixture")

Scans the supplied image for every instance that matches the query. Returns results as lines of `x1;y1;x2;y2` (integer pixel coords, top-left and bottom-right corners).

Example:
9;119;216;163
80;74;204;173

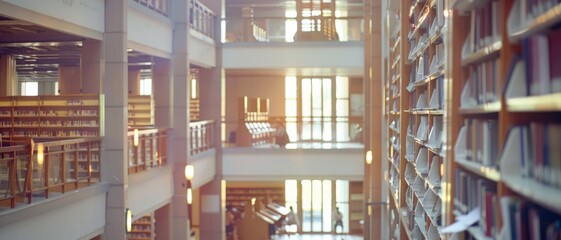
251;197;256;206
185;165;194;181
133;129;139;147
37;143;44;165
365;150;373;165
187;187;193;204
125;208;133;233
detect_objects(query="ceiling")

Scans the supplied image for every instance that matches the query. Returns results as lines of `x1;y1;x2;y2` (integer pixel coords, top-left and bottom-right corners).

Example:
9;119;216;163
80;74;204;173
0;16;155;82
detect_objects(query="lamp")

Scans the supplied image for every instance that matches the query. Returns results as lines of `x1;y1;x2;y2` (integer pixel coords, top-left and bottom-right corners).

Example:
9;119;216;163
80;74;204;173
125;208;133;233
187;187;193;205
133;129;139;147
365;150;372;165
185;165;194;181
37;143;44;165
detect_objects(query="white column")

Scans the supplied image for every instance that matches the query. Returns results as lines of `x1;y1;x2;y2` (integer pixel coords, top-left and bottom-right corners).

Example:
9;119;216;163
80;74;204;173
170;0;190;238
102;0;128;239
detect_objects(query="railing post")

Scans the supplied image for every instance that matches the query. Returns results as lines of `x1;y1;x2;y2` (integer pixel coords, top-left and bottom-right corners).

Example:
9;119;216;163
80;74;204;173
61;144;66;193
44;147;49;198
74;143;79;189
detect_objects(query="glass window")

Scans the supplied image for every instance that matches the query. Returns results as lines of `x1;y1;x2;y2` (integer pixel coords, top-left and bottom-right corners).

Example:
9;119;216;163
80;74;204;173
322;180;333;232
140;78;152;95
301;180;312;232
21;82;38;96
336;76;349;98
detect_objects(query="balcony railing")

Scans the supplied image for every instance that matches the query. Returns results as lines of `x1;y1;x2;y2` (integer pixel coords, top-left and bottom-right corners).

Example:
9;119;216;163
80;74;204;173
190;0;216;38
0;138;101;209
189;120;215;156
224;116;364;148
223;16;364;43
133;0;169;17
128;128;169;174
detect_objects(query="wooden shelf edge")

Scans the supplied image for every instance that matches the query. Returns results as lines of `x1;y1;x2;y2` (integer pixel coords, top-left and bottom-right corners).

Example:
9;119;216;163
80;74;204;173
458;101;501;114
502;174;561;214
461;40;502;67
509;3;561;42
455;158;501;182
506;92;561;112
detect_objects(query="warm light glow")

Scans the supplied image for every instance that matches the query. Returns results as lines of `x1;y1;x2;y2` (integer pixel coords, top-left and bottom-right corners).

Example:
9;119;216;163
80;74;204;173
365;150;373;165
443;9;452;18
251;197;256;206
185;165;194;180
440;163;444;176
125;208;133;232
368;205;372;216
37;143;44;165
133;129;139;147
187;187;193;204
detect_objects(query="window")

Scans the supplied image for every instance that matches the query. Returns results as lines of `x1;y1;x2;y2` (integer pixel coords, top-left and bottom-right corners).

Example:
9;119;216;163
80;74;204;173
140;78;152;95
21;82;38;96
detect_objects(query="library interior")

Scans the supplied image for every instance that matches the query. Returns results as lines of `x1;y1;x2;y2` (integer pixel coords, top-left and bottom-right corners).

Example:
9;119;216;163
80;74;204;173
0;0;560;239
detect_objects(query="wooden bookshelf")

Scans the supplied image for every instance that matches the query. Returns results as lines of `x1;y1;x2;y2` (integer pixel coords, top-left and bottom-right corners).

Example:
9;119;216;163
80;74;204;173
190;98;200;121
0;95;104;138
226;182;285;212
128;95;153;127
128;214;153;240
383;0;447;239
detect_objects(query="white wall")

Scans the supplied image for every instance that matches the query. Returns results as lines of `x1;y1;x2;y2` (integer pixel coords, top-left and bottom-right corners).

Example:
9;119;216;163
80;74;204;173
128;166;173;218
223;148;364;181
223;42;364;69
0;0;104;39
188;31;216;68
0;184;107;240
128;6;173;58
191;149;217;189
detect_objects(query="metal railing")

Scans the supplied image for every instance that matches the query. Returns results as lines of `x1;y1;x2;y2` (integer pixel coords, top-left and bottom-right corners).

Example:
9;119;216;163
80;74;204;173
190;0;216;38
224;116;365;147
222;16;364;43
133;0;169;17
0;138;101;209
128;128;169;174
189;120;215;156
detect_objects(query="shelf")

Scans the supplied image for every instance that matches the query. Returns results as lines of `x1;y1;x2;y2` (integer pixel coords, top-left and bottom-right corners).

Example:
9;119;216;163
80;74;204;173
461;40;502;66
458;101;501;114
466;226;494;240
392;55;401;69
414;69;445;87
509;3;561;42
502;174;561;214
506;92;561;112
454;158;501;182
399;208;414;240
392;36;401;53
451;0;491;12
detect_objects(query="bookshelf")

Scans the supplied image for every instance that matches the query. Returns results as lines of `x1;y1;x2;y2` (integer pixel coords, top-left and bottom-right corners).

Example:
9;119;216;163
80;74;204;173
226;183;285;212
447;0;561;239
190;98;200;121
128;95;154;127
128;214;153;240
0;95;104;138
384;0;447;239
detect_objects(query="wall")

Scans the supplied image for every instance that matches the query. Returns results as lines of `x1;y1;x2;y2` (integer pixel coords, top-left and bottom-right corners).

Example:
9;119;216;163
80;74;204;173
128;5;173;58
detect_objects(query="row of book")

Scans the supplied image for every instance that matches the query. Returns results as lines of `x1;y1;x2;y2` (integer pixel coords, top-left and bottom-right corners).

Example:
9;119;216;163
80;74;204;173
520;0;561;19
461;58;501;107
512;123;561;187
454;170;500;237
455;119;500;167
465;0;501;55
501;196;561;240
522;27;561;96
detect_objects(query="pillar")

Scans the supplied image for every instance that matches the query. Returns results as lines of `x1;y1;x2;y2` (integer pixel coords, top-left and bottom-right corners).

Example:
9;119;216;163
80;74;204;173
198;0;225;239
152;58;172;128
102;0;129;239
365;0;384;239
128;69;140;94
58;65;81;94
0;55;17;96
154;204;172;240
170;0;190;239
82;39;103;94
